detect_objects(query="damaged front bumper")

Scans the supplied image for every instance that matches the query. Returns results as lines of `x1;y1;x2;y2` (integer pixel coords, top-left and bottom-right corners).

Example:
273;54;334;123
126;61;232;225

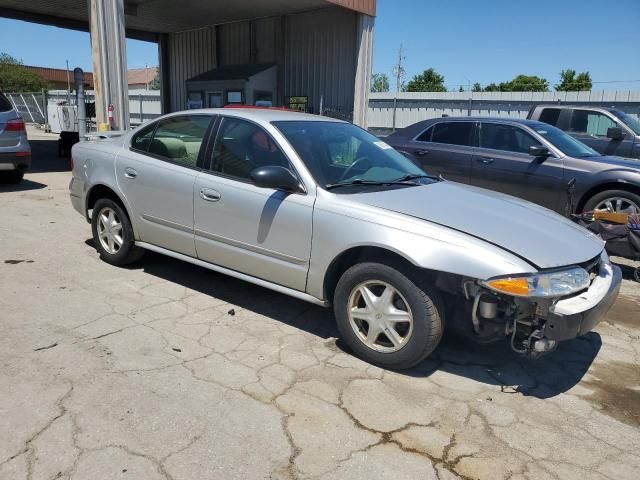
544;262;622;341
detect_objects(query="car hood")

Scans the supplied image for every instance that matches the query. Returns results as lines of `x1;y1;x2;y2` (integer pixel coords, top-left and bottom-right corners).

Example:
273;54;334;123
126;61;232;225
574;154;640;168
349;181;604;269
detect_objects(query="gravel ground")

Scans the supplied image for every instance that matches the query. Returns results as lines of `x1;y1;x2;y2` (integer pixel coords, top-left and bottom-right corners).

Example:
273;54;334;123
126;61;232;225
0;130;638;480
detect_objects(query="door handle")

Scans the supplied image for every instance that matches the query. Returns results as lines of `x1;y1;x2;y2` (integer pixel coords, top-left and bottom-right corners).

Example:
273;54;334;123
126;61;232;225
476;157;494;164
415;149;429;156
124;167;137;179
200;188;221;202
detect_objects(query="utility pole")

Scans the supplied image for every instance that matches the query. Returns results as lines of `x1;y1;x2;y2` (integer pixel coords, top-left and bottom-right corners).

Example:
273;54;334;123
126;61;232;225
391;44;406;133
65;59;72;105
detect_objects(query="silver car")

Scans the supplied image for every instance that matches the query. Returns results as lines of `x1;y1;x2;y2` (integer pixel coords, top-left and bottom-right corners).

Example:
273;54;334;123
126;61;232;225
0;92;31;184
70;108;621;369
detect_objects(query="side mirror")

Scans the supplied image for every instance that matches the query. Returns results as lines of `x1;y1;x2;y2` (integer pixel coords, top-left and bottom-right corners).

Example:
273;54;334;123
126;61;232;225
249;166;301;193
529;145;551;157
607;127;626;141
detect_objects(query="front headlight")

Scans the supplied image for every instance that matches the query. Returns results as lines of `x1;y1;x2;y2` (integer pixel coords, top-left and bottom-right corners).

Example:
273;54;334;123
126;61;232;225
483;267;591;298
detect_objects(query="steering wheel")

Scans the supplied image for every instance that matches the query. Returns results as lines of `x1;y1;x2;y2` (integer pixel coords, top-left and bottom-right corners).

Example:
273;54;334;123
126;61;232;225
340;157;371;182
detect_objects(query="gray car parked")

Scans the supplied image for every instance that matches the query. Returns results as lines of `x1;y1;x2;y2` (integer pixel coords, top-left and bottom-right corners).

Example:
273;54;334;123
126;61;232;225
386;117;640;215
528;105;640;160
70;109;620;369
0;91;31;183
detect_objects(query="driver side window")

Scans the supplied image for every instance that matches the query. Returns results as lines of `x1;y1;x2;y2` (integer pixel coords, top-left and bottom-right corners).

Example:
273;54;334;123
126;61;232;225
210;117;290;181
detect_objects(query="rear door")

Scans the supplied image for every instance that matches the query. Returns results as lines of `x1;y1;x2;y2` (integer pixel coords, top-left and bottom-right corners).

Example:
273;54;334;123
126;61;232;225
470;122;565;211
567;109;635;157
402;120;476;183
116;114;214;256
193;116;314;291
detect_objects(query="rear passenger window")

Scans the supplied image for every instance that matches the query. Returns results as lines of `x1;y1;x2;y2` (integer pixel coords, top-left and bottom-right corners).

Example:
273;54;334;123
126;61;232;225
430;122;474;146
0;92;13;112
131;123;156;152
210;117;290;181
146;115;211;168
416;126;433;142
538;108;561;126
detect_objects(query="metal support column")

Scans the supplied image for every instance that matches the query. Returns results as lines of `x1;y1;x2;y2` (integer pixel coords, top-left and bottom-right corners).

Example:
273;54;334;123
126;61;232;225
352;14;375;128
89;0;129;131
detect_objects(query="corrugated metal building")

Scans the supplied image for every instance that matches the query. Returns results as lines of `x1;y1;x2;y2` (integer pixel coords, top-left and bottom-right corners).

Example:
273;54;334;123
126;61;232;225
0;0;376;126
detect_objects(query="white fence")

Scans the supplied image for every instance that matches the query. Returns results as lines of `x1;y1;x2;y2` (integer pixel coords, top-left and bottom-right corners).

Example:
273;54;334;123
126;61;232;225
6;89;162;129
47;89;162;126
368;90;640;130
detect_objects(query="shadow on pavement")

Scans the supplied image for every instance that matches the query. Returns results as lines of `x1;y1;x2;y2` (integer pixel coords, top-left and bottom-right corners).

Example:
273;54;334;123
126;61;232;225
0;178;48;192
88;245;601;398
28;139;71;173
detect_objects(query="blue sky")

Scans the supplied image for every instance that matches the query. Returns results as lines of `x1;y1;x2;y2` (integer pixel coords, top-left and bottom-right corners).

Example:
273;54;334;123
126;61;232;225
1;0;639;90
373;0;640;90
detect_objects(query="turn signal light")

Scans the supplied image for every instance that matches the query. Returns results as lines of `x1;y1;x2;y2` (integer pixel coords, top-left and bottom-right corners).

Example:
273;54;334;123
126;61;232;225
485;278;529;296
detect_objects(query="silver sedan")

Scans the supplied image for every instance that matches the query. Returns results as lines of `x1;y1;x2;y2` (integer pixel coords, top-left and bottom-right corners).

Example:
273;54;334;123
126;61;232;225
70;108;621;369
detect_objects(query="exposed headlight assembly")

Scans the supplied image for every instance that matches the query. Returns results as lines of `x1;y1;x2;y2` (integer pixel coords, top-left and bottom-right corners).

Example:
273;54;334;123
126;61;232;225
482;267;591;298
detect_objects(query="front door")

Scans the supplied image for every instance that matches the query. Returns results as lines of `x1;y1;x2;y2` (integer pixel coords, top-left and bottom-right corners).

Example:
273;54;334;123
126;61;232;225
403;121;476;183
193;116;314;291
470;122;565;211
116;114;213;256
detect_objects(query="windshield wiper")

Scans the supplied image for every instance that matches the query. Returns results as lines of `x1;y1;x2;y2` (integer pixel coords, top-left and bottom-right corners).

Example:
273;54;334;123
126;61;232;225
325;178;420;190
393;173;439;182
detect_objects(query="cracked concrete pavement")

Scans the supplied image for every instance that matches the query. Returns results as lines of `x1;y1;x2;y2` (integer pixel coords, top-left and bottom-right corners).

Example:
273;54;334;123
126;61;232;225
1;132;639;479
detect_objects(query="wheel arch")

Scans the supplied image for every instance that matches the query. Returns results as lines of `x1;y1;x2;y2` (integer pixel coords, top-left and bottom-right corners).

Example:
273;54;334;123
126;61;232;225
322;245;435;305
576;181;640;213
85;184;132;223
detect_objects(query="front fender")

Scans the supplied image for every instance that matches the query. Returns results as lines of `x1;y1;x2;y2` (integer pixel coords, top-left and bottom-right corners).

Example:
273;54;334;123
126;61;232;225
306;194;536;301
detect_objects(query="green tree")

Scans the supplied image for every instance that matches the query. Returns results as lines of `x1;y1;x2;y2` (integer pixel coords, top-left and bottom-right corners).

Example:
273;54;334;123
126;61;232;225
0;53;47;92
555;69;592;91
499;74;549;92
370;73;390;92
458;85;464;92
149;72;161;90
472;82;482;92
483;82;501;92
405;68;446;92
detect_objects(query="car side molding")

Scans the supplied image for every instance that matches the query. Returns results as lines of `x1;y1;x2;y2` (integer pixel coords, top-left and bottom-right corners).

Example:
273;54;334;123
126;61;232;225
135;241;329;307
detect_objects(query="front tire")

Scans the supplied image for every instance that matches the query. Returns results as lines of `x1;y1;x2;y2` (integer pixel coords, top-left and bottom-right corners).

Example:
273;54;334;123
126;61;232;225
333;262;443;370
91;198;144;265
583;189;640;215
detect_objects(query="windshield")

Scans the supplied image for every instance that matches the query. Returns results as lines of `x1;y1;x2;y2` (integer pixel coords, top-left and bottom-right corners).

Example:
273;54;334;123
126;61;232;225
273;121;431;190
531;123;600;157
612;110;640;135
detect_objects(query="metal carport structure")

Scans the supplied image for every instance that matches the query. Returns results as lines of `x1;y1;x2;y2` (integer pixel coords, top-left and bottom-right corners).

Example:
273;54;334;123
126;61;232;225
0;0;375;129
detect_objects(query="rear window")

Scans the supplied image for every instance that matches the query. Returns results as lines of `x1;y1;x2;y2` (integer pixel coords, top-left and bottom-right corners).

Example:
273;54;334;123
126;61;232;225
538;108;561;126
0;92;13;112
430;122;475;146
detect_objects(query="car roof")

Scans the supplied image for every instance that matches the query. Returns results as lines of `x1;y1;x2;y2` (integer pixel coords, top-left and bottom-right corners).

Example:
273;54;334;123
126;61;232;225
534;104;616;112
170;107;347;124
386;116;550;140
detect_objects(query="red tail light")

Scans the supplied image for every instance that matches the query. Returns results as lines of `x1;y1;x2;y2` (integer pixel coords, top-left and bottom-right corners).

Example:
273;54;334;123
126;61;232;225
5;118;26;132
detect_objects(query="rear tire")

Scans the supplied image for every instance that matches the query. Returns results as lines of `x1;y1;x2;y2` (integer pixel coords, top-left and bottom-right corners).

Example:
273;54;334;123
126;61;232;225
583;189;640;214
333;262;443;370
91;198;144;266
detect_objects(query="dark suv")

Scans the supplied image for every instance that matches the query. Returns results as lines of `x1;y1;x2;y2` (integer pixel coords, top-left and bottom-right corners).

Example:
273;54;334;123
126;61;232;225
385;117;640;215
527;105;640;160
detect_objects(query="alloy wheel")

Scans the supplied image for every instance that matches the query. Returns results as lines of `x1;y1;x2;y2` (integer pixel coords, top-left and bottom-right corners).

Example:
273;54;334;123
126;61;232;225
347;280;414;353
97;207;124;255
594;196;640;215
